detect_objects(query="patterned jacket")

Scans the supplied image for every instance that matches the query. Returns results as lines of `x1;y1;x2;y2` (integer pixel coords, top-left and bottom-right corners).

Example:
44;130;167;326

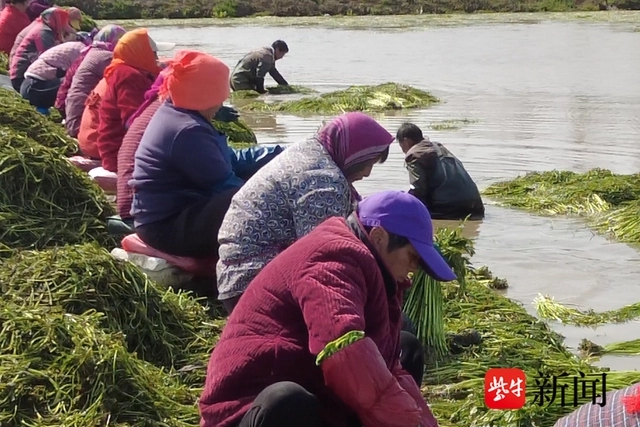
216;137;353;301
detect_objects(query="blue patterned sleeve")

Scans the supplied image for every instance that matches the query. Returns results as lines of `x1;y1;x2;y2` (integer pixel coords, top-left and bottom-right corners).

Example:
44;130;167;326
292;174;352;239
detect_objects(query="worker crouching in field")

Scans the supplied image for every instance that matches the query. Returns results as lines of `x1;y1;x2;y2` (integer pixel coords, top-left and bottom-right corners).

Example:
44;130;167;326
230;40;289;93
397;123;485;221
200;190;451;427
128;50;282;259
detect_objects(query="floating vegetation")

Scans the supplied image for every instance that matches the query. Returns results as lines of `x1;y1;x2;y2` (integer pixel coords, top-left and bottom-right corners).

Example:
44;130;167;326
592;199;640;244
0;88;78;154
240;83;440;115
212;118;257;147
483;169;640;243
0;53;8;75
534;294;640;326
429;119;477;131
0;129;115;256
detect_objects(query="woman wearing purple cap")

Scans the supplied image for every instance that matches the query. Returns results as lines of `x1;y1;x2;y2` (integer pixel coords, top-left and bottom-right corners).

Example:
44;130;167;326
200;190;455;427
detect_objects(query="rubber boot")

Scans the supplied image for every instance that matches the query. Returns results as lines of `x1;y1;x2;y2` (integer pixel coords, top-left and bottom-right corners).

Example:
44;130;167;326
36;106;50;115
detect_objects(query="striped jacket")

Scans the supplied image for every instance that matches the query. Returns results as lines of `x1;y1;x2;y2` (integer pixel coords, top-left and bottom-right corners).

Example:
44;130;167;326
553;383;640;427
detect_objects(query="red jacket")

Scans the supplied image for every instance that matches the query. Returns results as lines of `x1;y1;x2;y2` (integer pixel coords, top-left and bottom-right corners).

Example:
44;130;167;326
199;216;437;427
0;5;30;55
96;63;154;172
116;98;161;218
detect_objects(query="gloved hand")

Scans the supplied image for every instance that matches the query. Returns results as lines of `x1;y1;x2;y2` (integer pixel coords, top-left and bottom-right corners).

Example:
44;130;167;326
214;106;240;123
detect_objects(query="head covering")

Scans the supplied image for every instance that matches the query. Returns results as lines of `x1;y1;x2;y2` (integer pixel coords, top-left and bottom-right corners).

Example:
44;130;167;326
317;112;394;200
357;190;457;282
67;6;81;30
88;24;126;51
127;72;166;128
38;7;70;42
103;28;161;80
159;50;230;111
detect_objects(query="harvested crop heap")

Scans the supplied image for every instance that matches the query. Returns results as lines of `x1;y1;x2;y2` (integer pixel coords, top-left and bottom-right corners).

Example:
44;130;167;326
0;243;223;426
229;85;316;100
0;88;78;154
0;52;8;75
0;129;115;256
419;228;640;426
213;118;257;147
483;168;640;244
240;82;440;115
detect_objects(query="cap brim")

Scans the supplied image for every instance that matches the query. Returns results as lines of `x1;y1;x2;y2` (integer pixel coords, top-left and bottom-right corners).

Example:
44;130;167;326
154;41;176;52
70;20;81;31
412;240;457;282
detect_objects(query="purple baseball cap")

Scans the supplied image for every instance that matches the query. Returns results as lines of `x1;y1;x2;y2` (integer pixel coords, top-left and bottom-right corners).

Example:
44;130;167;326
357;190;457;282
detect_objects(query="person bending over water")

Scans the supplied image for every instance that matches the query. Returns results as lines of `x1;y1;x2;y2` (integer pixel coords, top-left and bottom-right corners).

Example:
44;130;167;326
216;112;394;314
397;122;485;221
200;190;454;427
229;40;289;93
129;50;282;259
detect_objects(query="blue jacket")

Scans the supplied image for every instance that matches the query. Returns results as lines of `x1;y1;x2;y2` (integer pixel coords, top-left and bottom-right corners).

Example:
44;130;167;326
130;101;245;227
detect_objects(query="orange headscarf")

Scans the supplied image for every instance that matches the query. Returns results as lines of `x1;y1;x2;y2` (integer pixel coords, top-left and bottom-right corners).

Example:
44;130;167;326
103;28;160;81
158;50;230;111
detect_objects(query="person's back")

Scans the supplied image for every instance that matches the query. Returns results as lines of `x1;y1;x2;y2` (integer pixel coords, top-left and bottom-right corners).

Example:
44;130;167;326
24;40;84;81
397;123;484;220
0;1;30;55
64;47;112;136
216;137;352;303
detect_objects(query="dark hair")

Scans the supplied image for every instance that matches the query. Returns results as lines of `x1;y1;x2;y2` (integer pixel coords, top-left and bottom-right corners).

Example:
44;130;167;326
362;225;411;251
396;122;423;144
342;146;389;178
272;40;289;53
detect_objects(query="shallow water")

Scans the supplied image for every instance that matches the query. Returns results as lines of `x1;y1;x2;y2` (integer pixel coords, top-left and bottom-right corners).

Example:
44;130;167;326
143;13;640;369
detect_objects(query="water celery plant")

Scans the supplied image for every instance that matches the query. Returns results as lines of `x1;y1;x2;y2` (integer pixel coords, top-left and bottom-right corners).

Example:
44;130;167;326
534;294;640;326
0;129;115;255
240;83;440;115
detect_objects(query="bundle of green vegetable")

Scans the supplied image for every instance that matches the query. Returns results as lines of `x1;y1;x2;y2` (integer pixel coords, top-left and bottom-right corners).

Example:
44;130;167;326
240;83;440;115
403;226;474;357
213;118;257;147
0;129;115;255
0;88;77;154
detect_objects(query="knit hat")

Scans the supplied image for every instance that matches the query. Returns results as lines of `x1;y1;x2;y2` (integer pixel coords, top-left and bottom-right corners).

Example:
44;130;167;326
159;50;230;111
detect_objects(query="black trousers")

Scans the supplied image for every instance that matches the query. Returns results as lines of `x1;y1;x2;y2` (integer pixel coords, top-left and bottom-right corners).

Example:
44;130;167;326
135;188;238;258
11;77;24;93
236;331;425;427
20;76;61;109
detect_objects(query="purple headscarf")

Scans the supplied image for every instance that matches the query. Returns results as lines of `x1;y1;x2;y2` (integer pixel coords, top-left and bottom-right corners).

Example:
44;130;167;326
316;112;394;200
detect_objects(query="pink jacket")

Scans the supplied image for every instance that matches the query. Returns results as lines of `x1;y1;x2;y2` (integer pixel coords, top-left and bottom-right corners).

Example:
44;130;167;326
24;41;84;81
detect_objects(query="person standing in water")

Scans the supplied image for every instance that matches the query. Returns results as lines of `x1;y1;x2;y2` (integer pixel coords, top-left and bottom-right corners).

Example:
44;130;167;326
397;122;485;221
229;40;289;93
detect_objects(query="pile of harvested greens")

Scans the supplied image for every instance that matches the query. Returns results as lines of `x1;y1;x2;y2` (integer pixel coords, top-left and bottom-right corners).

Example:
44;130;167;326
230;85;317;101
0;129;115;256
0;88;78;154
483;168;640;244
213;118;257;147
240;83;440;115
0;243;223;426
